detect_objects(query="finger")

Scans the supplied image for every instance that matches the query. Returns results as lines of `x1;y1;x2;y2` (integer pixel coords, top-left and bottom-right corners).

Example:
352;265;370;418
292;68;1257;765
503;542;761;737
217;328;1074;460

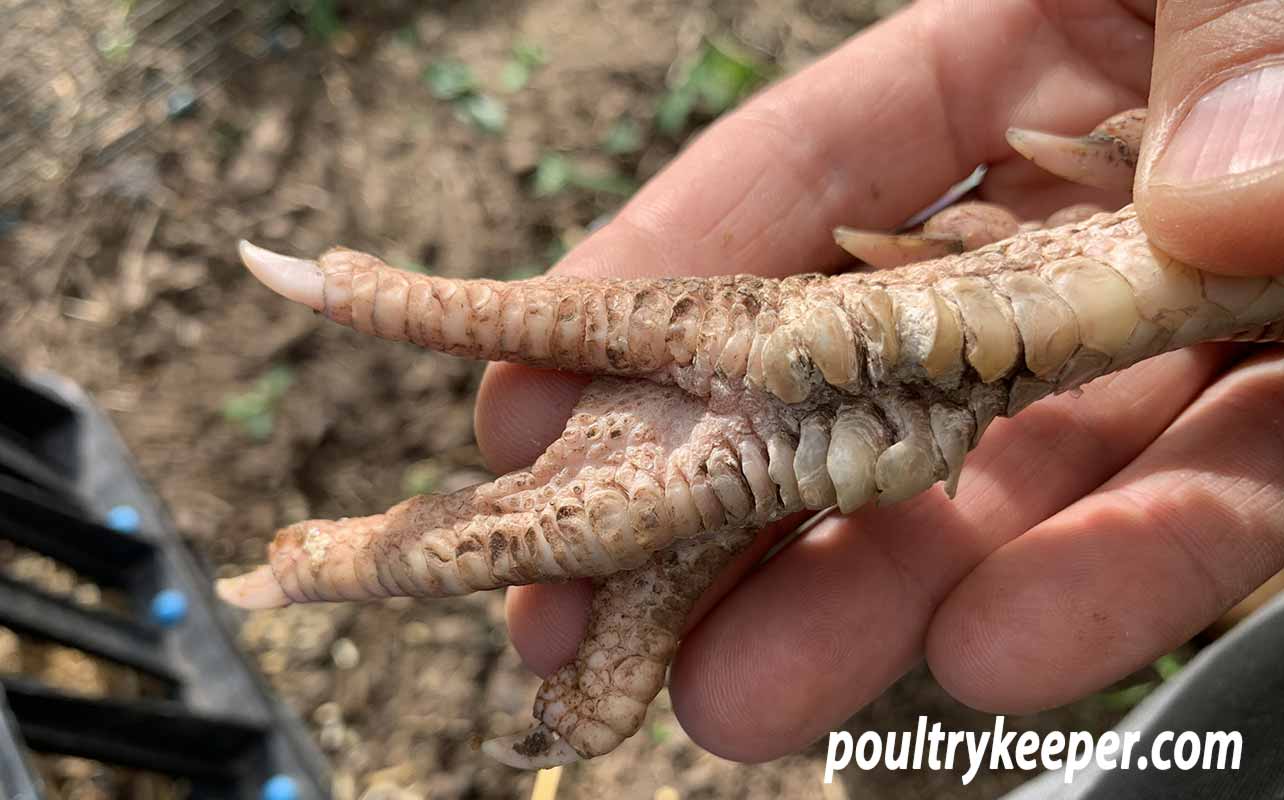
927;348;1284;712
664;347;1232;761
504;579;595;677
479;0;1155;472
475;368;590;476
1134;0;1284;274
506;512;811;677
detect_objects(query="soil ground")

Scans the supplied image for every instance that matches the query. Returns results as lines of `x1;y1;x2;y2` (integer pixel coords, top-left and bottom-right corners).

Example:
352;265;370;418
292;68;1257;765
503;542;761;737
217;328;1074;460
1;1;1135;797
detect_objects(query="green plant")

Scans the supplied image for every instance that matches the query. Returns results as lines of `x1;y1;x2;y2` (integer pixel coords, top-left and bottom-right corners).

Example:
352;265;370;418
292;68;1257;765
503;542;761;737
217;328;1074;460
1096;652;1187;712
602;118;644;155
657;37;774;136
401;460;443;497
456;93;507;134
221;366;295;440
300;0;341;41
95;28;136;62
423;60;507;134
501;41;549;92
1152;652;1184;681
423;60;476;100
648;721;672;745
532;153;637;198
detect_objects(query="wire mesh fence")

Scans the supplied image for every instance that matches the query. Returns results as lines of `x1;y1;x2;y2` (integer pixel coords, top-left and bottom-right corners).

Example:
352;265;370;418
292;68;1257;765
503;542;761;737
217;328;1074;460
0;0;282;203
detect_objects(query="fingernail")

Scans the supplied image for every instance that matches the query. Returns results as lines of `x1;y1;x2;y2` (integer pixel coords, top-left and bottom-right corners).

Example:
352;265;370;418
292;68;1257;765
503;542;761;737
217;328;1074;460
1153;63;1284;185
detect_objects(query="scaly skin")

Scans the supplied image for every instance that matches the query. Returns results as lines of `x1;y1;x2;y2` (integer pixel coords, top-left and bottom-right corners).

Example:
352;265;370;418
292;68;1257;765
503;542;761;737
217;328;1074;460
217;108;1284;767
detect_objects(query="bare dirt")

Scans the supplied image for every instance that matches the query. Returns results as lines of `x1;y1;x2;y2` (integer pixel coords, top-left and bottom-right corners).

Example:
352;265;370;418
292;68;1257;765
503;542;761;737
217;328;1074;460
1;1;1135;798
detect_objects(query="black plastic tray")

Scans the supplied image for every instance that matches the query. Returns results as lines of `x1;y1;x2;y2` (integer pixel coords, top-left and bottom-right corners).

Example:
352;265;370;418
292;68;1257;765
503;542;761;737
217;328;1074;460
0;364;329;799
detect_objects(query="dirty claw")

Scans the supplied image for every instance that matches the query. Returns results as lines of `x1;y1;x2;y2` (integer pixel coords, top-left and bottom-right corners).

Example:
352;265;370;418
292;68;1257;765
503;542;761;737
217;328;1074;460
1005;109;1146;191
482;724;582;770
215;565;290;610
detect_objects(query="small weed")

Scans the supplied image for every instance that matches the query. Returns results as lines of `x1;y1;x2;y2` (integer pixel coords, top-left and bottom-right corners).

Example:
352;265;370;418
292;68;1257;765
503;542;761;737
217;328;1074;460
394;26;419;46
532;153;637;198
423;60;507;134
512;42;549;68
500;41;549;92
456;93;507;134
1095;652;1187;712
657;37;774;136
423;61;475;100
95;28;136;62
401;460;443;497
569;169;638;197
300;0;341;41
648;722;672;745
221;366;294;440
501;263;545;281
1098;682;1157;713
532;154;573;197
1152;652;1184;681
602;118;644;155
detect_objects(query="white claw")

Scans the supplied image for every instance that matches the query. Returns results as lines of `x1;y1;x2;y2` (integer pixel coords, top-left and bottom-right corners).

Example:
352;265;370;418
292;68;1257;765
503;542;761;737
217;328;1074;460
215;565;291;610
833;228;964;269
482;724;582;769
238;240;325;310
1005;127;1137;191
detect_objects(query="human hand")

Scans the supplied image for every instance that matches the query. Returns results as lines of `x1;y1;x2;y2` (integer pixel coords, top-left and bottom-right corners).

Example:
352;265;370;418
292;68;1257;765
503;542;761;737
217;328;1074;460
479;0;1284;761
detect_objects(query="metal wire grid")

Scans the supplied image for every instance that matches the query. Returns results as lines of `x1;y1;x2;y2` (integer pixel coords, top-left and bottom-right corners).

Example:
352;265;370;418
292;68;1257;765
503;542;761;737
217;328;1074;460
0;0;278;202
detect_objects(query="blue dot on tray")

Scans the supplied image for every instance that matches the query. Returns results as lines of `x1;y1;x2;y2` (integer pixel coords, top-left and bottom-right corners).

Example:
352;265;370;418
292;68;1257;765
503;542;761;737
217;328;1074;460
262;774;300;800
150;589;188;626
105;504;140;533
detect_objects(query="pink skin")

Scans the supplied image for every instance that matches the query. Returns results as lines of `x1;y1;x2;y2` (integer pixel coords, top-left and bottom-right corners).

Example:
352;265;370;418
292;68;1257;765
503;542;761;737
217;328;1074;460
483;0;1284;763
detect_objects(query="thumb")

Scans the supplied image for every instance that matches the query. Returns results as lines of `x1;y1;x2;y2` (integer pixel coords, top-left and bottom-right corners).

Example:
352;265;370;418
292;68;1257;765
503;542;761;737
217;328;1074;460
1134;0;1284;275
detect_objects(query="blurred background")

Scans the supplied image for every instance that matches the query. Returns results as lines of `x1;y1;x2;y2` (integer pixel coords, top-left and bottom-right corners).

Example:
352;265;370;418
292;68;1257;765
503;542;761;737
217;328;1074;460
0;1;1208;798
